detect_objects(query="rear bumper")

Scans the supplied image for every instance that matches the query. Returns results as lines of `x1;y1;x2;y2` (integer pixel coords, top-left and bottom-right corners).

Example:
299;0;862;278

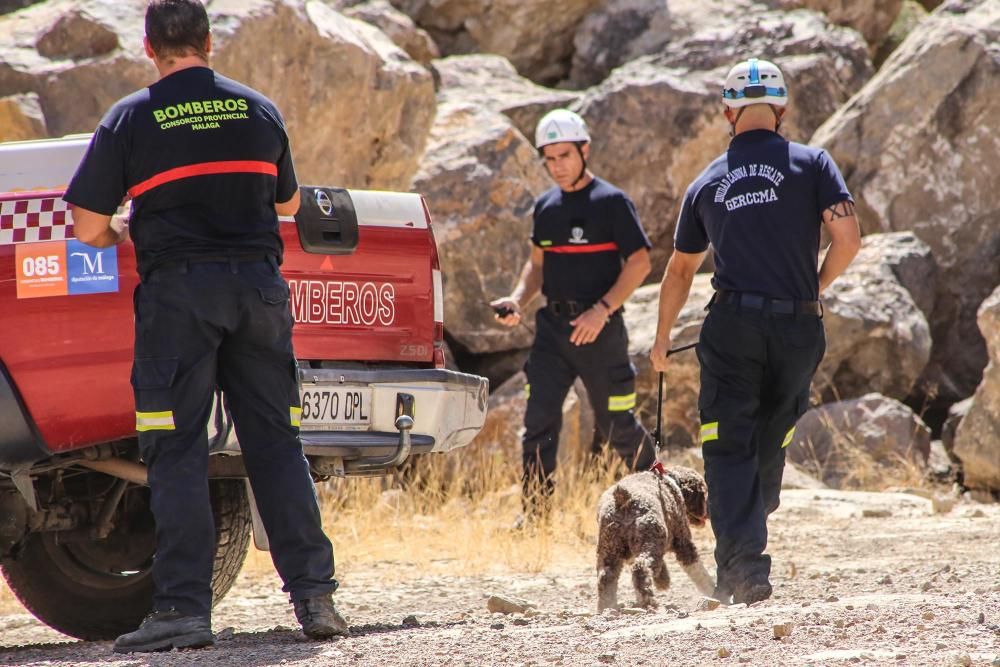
296;367;488;459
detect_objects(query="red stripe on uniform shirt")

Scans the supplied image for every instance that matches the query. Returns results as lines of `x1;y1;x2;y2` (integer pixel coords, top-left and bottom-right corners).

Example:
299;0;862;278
544;242;619;254
127;160;278;198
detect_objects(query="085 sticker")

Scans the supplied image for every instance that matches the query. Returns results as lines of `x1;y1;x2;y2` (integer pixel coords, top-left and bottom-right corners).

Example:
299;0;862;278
15;240;118;299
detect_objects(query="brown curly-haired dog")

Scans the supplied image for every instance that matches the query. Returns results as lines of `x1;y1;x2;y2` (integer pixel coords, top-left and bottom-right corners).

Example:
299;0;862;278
596;466;715;611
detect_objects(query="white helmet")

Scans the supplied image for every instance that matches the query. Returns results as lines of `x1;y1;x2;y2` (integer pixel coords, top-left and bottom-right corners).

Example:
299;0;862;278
535;109;590;150
722;58;788;108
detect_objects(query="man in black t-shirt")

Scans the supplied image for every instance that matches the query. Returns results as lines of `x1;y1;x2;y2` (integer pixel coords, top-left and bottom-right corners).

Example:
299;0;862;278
64;0;346;652
650;58;861;605
492;109;656;519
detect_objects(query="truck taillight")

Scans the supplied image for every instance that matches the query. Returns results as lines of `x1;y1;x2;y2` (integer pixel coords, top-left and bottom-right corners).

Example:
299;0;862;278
424;198;446;369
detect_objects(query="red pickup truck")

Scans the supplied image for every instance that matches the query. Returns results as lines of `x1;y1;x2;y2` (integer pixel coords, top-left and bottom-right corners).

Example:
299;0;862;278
0;135;488;640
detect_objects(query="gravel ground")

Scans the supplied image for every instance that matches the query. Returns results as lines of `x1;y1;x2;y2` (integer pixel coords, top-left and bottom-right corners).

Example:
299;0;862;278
1;489;999;666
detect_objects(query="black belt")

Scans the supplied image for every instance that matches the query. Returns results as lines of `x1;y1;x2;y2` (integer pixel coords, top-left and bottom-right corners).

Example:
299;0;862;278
144;254;277;280
547;300;623;317
712;289;822;316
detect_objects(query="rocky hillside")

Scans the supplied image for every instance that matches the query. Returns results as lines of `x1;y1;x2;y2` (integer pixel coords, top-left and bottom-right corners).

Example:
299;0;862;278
0;0;996;493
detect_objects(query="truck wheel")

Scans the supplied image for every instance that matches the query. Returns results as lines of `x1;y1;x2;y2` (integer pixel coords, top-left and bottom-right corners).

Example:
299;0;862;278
0;477;251;640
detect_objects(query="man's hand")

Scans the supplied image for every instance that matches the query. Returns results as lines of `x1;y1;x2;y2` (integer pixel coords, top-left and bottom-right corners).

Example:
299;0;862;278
569;304;608;346
490;297;521;327
650;337;672;373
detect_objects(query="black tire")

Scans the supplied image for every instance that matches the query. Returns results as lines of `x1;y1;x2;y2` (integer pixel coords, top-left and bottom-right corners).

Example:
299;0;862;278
0;477;251;640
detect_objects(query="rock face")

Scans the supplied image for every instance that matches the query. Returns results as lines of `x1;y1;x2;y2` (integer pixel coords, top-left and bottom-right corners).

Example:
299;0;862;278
0;0;42;15
788;393;932;489
574;11;871;269
0;0;435;190
848;231;937;322
34;7;119;60
0;1;154;138
390;0;602;84
211;1;435;190
812;0;1000;400
569;0;675;88
817;232;933;402
412;100;550;354
953;287;1000;492
767;0;904;51
0;92;46;141
344;0;439;65
432;55;580;142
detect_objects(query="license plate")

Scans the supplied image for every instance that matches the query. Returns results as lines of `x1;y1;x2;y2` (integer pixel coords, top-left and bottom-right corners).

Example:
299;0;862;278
299;385;372;431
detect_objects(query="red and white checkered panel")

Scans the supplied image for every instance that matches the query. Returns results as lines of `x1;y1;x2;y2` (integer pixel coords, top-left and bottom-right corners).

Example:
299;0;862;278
0;196;75;246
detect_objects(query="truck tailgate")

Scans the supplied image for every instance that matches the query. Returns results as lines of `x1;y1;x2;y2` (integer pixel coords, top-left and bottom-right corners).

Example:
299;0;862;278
282;189;438;364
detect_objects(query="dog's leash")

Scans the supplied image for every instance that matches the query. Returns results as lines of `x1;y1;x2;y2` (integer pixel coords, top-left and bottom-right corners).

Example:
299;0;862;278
650;341;698;476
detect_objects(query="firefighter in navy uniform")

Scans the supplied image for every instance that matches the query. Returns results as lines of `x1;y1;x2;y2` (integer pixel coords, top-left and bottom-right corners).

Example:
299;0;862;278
492;109;656;518
63;0;347;652
651;59;861;604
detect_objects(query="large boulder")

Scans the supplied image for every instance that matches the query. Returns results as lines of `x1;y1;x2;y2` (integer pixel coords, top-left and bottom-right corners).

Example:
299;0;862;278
0;92;46;141
787;393;932;489
811;0;1000;400
0;0;42;16
411;100;550;354
389;0;602;85
0;2;154;137
0;0;435;190
343;0;439;66
569;0;676;88
570;2;871;89
873;0;929;67
211;1;435;190
847;231;937;322
953;287;1000;492
432;54;580;142
573;11;872;269
817;232;933;402
766;0;904;51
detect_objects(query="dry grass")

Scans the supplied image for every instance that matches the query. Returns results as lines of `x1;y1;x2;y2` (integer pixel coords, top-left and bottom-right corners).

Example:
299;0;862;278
290;447;634;583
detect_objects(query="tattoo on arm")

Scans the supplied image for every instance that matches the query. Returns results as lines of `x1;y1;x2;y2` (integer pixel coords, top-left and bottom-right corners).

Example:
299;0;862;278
825;200;855;220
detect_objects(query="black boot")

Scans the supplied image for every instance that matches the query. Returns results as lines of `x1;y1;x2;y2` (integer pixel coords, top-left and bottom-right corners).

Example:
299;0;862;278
113;609;213;653
733;576;773;605
293;595;350;639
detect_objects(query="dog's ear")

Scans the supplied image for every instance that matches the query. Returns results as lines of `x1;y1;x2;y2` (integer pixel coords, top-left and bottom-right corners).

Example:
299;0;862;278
670;468;709;524
613;485;631;509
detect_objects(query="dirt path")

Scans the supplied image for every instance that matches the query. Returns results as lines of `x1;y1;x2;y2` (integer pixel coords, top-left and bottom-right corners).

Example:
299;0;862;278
1;490;999;666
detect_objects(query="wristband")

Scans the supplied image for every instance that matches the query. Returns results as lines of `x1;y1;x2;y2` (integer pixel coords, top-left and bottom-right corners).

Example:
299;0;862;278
599;298;613;313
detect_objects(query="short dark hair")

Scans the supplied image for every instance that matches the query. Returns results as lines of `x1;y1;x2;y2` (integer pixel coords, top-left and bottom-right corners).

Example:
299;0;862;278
145;0;210;60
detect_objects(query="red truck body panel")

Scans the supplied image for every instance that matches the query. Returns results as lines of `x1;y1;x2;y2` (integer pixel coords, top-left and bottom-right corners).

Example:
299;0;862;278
0;189;437;453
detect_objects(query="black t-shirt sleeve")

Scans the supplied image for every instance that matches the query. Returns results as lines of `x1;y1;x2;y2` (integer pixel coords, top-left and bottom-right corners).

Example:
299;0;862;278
63;124;128;215
530;199;543;247
611;194;652;258
816;149;853;214
271;108;298;203
673;183;709;253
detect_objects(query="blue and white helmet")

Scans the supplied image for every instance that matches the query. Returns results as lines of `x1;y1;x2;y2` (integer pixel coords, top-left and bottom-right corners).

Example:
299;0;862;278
722;58;788;108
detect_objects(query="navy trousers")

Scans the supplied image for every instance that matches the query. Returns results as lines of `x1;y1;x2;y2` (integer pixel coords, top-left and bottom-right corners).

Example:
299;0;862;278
522;308;655;497
696;300;825;595
132;258;336;618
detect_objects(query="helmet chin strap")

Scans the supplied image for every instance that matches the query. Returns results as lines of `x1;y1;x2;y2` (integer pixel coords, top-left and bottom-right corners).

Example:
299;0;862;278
570;142;588;190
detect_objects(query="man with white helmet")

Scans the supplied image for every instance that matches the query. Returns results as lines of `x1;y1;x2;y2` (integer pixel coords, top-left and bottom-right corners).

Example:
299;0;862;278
491;109;656;519
650;58;860;604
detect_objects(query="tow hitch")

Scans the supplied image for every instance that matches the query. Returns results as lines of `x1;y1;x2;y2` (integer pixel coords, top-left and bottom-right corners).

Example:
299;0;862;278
344;393;415;475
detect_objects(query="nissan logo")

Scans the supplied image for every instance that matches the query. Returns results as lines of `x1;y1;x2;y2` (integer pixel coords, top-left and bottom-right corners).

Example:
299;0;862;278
315;189;333;216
